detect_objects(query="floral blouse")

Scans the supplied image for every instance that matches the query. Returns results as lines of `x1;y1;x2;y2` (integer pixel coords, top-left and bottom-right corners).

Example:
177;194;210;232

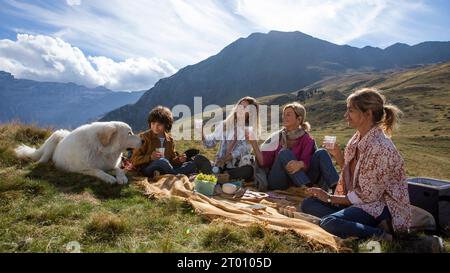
334;126;412;232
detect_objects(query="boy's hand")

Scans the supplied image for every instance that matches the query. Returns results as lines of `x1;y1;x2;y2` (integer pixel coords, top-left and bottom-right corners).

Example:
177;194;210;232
151;151;162;161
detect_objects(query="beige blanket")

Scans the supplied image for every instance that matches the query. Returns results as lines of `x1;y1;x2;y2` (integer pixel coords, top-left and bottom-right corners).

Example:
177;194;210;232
134;174;350;252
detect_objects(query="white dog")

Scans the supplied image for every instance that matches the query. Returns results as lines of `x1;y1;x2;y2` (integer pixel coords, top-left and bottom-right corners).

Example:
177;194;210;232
14;121;142;184
225;154;256;169
238;154;255;168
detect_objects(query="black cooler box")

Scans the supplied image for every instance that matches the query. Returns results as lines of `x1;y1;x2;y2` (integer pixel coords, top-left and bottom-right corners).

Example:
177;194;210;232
407;177;450;233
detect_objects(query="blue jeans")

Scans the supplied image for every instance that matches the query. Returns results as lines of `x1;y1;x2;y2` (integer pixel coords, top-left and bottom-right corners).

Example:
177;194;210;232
301;197;392;239
267;149;339;190
141;158;197;178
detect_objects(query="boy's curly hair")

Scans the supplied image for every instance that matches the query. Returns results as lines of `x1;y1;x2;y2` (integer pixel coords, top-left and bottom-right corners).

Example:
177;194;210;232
147;106;173;132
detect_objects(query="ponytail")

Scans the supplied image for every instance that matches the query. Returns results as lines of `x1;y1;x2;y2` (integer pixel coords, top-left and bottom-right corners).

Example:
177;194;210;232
382;104;402;137
283;102;311;132
302;121;311;132
348;88;403;137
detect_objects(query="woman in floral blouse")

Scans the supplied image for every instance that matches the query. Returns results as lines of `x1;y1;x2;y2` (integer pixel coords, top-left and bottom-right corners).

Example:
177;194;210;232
301;88;411;240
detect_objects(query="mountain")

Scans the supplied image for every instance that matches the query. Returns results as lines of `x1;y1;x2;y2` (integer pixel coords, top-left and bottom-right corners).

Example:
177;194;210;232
0;71;145;128
174;61;450;179
257;61;450;130
100;30;450;131
256;61;450;179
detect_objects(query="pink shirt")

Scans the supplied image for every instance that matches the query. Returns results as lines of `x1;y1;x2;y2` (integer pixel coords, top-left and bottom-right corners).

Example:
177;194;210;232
335;126;412;232
261;132;315;169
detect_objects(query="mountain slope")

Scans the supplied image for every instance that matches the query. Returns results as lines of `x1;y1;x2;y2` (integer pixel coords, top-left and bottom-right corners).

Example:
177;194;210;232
255;61;450;179
257;62;450;128
101;30;450;130
0;71;145;128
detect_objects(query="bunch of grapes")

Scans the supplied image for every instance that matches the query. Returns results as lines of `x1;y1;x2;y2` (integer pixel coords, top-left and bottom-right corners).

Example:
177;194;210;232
195;173;218;183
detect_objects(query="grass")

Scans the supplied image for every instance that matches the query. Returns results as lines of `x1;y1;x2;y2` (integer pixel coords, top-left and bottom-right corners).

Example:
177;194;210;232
1;63;449;253
0;122;448;253
0;123;323;253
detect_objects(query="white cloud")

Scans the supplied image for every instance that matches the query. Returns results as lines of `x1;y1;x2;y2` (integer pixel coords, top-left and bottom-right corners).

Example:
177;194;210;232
66;0;82;6
2;0;254;68
233;0;429;46
1;0;439;70
0;0;446;90
0;34;176;91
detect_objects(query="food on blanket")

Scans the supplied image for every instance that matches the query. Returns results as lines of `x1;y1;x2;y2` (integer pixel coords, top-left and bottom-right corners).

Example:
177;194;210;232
195;173;217;183
241;191;269;201
194;173;218;196
222;183;238;194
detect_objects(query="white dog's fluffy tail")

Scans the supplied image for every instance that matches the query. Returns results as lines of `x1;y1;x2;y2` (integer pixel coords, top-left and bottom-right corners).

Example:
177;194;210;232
14;129;70;163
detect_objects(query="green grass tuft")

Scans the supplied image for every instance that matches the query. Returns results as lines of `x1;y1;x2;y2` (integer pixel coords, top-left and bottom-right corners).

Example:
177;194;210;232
85;212;130;241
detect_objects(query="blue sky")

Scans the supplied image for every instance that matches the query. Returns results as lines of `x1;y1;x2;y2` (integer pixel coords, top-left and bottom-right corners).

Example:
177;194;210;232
0;0;449;91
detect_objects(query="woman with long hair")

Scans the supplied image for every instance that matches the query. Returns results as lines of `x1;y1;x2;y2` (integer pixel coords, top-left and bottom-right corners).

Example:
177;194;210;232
202;96;260;181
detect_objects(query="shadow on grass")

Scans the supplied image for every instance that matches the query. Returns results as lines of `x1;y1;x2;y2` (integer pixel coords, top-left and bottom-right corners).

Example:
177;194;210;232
26;163;132;200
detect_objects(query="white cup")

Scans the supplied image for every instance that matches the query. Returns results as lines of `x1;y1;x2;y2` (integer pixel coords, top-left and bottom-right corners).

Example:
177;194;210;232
324;136;336;149
157;147;165;157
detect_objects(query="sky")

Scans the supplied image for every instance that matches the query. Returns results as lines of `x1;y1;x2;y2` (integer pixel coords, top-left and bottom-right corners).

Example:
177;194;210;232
0;0;449;91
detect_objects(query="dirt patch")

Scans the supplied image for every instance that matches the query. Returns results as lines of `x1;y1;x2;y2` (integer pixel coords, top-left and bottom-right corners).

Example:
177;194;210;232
64;192;100;205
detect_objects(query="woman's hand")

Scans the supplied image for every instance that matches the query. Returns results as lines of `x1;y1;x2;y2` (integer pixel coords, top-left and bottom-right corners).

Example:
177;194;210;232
215;157;226;168
323;141;340;158
306;187;330;203
285;160;304;174
323;141;344;168
245;128;257;145
151;151;162;161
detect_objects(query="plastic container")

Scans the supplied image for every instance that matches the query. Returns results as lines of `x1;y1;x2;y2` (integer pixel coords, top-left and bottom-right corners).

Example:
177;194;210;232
194;179;217;196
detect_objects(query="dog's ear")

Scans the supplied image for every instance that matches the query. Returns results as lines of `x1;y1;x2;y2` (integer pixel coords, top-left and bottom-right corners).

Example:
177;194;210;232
97;125;117;146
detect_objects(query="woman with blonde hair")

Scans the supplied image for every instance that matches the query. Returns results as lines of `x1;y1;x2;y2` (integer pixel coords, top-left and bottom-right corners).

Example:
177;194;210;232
202;96;260;181
301;88;411;240
249;102;339;191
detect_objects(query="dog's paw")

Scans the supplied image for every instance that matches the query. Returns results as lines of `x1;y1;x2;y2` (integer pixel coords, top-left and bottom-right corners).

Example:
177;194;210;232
116;174;128;185
103;175;118;184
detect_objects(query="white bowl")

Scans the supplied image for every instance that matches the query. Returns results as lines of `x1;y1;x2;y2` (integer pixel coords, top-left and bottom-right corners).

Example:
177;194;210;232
222;183;238;195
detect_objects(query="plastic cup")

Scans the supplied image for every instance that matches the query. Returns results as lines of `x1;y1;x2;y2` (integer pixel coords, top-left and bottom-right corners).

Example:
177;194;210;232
324;136;336;149
157;147;165;157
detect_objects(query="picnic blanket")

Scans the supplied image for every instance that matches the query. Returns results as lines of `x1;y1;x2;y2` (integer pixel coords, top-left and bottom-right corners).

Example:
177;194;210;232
133;174;350;252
